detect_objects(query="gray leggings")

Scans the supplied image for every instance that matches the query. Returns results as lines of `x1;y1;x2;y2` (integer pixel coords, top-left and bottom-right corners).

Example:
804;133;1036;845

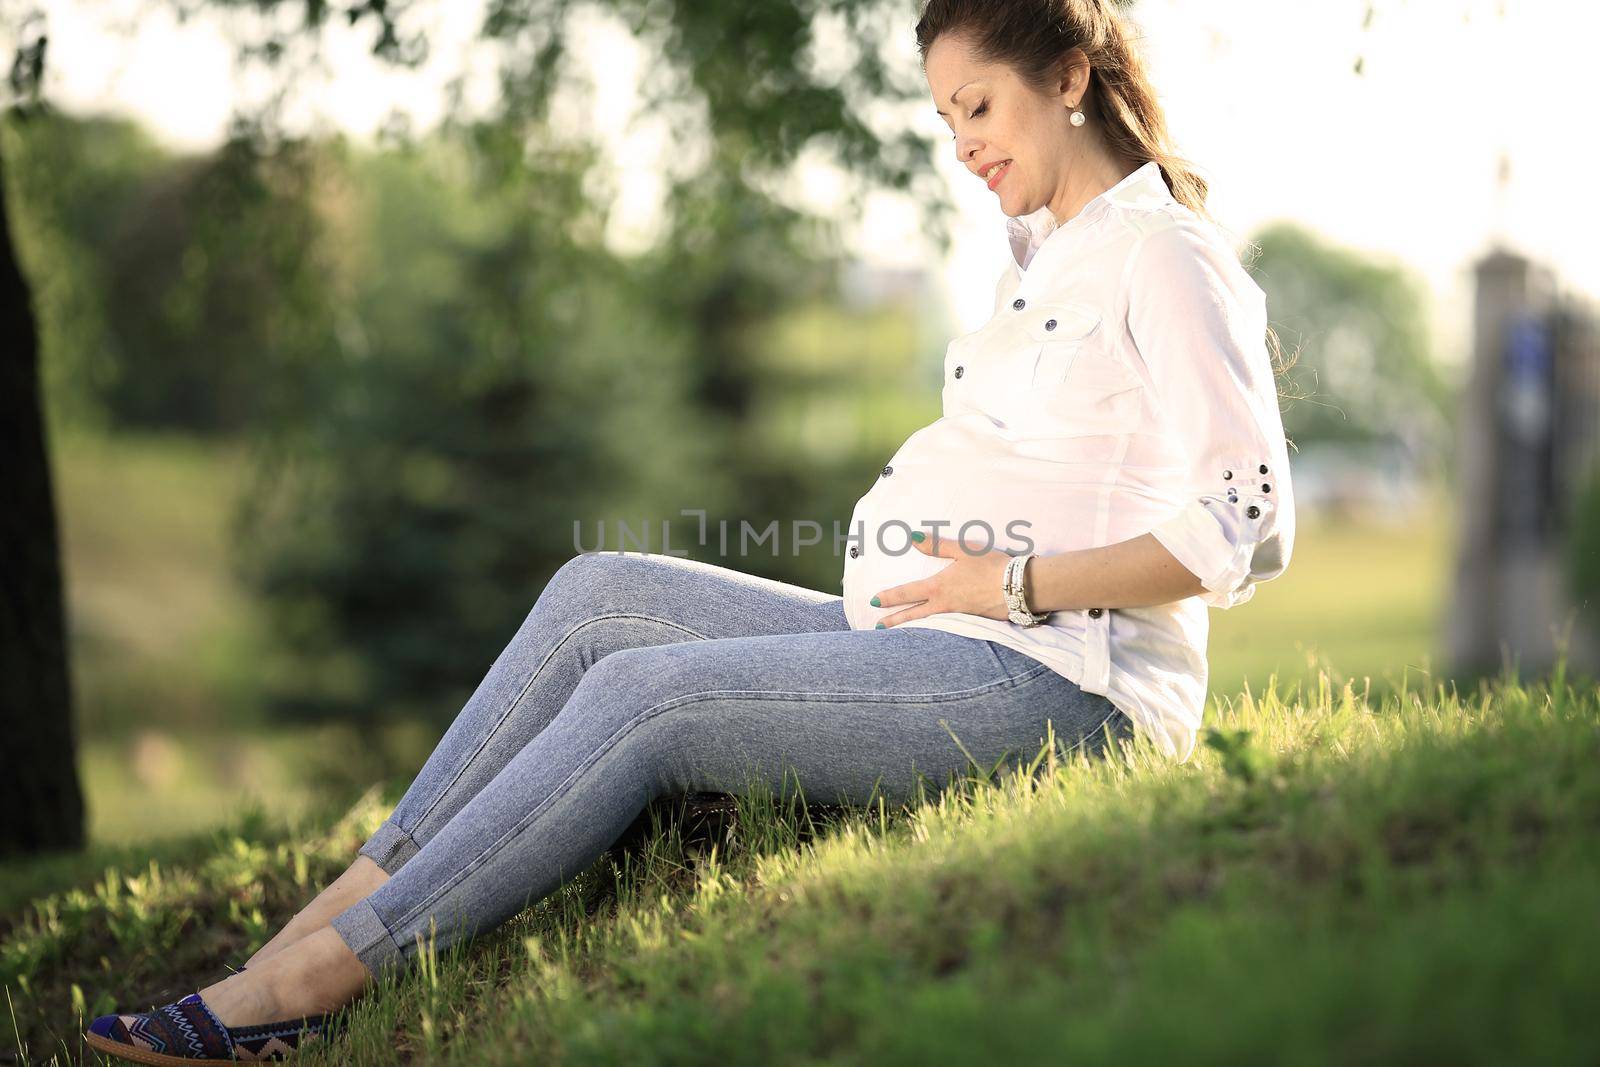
328;551;1130;976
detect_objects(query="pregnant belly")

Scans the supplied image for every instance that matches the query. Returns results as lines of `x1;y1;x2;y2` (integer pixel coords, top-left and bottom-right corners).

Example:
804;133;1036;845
843;531;958;629
844;476;1111;630
841;415;1116;629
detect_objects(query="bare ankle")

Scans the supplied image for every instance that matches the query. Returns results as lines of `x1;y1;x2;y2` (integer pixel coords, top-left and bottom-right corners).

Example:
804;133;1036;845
247;856;391;967
349;854;391;891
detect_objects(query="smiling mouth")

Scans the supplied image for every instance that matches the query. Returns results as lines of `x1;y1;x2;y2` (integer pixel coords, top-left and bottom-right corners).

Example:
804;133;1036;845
985;160;1013;190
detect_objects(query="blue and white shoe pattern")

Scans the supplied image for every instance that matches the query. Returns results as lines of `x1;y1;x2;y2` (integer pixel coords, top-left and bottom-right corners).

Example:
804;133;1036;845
84;991;336;1064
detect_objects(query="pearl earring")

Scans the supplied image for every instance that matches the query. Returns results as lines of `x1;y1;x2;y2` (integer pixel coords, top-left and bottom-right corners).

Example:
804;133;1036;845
1069;102;1086;127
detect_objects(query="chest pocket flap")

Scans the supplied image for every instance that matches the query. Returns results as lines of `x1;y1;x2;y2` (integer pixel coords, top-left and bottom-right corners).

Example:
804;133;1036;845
1020;301;1102;346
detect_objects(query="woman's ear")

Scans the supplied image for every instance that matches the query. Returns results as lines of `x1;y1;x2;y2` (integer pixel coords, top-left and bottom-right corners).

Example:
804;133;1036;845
1057;47;1091;104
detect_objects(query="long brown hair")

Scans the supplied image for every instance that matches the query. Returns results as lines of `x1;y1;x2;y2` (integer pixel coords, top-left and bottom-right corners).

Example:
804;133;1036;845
916;0;1208;218
916;0;1302;397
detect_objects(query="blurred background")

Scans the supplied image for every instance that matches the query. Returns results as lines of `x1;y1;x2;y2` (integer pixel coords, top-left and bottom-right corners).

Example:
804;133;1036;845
2;0;1597;854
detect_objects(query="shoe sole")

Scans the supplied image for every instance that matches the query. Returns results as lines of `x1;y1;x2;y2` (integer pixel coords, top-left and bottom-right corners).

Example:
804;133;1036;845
83;1029;243;1065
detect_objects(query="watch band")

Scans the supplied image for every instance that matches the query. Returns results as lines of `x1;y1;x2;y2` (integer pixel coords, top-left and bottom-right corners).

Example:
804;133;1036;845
1004;553;1049;627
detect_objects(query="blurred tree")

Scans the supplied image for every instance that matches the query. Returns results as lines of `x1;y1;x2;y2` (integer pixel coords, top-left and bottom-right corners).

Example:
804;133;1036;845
95;132;334;432
1247;221;1452;464
0;12;85;855
2;114;166;432
232;133;692;723
6;113;331;433
210;0;951;725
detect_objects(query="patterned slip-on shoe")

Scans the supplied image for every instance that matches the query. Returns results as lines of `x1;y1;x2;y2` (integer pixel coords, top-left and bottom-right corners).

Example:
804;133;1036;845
84;991;338;1065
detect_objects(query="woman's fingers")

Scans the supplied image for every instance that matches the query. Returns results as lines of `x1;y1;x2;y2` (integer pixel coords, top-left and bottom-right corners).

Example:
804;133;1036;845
914;526;965;557
870;578;933;611
875;599;943;628
872;525;986;626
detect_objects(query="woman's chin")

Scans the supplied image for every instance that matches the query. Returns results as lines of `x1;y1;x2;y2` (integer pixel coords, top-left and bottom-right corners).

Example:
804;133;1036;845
1002;191;1035;216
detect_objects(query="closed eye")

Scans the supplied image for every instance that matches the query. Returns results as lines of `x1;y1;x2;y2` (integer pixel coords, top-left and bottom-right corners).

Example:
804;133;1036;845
950;100;989;139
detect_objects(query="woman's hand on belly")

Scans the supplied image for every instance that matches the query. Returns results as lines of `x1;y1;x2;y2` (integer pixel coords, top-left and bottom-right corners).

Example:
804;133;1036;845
871;527;1013;628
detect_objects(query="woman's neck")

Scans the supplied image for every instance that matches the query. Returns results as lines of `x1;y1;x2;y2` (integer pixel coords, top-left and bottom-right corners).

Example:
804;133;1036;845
1046;143;1140;229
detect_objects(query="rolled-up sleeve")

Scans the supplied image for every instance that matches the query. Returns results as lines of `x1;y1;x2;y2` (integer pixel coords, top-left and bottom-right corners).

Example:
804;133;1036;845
1126;219;1296;610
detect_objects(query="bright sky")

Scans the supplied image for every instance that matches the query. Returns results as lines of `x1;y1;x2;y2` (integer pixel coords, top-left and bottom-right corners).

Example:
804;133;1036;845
33;0;1600;370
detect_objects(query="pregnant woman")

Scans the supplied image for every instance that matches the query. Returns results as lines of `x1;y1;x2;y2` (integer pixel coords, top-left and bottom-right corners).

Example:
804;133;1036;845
85;0;1295;1060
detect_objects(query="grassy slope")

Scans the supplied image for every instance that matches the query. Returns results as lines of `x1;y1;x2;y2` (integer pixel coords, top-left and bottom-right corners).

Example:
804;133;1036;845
5;658;1598;1065
19;432;1588;1062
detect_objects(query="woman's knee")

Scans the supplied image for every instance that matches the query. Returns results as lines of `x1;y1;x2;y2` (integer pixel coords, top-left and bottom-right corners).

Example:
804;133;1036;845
538;551;679;620
518;552;632;637
545;551;620;603
524;553;711;660
562;643;714;734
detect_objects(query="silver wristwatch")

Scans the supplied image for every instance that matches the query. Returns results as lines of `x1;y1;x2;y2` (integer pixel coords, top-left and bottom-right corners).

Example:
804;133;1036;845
1003;553;1049;627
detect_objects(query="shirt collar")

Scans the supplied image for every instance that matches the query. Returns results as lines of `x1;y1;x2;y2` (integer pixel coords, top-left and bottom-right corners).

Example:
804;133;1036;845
1005;160;1172;270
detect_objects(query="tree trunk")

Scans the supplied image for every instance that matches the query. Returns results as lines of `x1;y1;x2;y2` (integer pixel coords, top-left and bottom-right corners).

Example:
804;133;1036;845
0;140;86;857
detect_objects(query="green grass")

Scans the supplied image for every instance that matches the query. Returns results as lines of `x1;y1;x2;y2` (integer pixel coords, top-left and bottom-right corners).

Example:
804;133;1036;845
4;653;1597;1064
31;429;1571;1062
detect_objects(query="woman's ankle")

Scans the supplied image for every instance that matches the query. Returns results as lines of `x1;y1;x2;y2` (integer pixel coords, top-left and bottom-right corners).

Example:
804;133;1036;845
246;856;392;967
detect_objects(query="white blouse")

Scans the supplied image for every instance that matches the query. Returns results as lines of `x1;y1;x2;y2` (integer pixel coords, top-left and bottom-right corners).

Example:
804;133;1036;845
839;161;1296;762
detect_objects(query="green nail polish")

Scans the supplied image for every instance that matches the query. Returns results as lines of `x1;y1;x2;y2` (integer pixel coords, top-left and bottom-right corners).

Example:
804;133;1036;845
910;531;926;543
875;622;886;629
870;595;880;607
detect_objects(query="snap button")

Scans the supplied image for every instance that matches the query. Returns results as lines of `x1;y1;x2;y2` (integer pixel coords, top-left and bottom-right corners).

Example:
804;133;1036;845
954;365;964;379
1262;483;1270;492
1246;505;1261;519
1223;470;1233;480
1045;318;1057;331
1259;464;1269;474
1088;607;1103;618
882;465;893;478
1012;298;1026;310
849;545;861;558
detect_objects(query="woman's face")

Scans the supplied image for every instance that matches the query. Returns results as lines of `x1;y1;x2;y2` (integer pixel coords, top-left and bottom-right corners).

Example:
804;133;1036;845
925;34;1079;217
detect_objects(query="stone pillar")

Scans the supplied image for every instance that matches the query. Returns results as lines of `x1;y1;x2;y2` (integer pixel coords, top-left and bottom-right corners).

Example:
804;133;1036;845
1446;249;1548;673
1447;248;1600;678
